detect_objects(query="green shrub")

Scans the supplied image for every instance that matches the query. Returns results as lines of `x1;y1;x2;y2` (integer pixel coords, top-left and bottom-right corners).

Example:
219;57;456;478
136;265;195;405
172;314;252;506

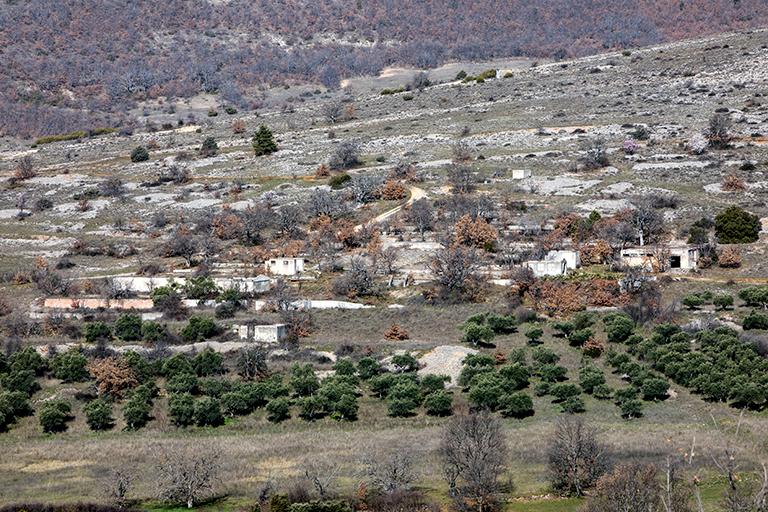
329;173;351;189
2;369;40;396
331;394;358;421
333;358;357;376
682;294;706;310
420;374;449;395
266;398;291;422
169;393;196;426
50;351;89;382
739;286;768;308
39;400;72;433
162;353;193;378
166;373;199;395
181;316;218;342
593;384;613;400
122;397;152;430
221;390;252;417
200;137;219;157
559;396;585;414
35;130;88;145
114;314;143;341
424;390;453;416
498;363;530;390
715;206;760;244
130;146;150;162
84;398;114;431
641;378;669;401
534;382;551;396
356;358;382;380
619;399;643;419
713;294;734;310
193;348;224;377
532;347;560;366
387;380;422;417
499;392;534;418
578;366;605;394
84;322;112;343
538;364;568;383
184;276;219;300
9;347;46;375
568;328;593;347
297;395;325;421
525;327;544;344
141;321;168;343
604;314;634;343
550;383;582;402
486;314;517;334
194;397;224;426
391;354;419;373
290;363;320;397
743;311;768;330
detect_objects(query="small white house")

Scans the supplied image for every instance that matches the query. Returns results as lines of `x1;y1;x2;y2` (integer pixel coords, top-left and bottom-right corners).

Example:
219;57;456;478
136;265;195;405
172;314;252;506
620;244;699;271
511;169;532;180
523;249;581;277
234;323;288;343
265;257;305;276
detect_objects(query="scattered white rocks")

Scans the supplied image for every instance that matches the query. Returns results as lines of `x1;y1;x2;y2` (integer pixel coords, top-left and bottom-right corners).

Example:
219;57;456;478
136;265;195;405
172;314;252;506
575;198;633;214
417;345;478;386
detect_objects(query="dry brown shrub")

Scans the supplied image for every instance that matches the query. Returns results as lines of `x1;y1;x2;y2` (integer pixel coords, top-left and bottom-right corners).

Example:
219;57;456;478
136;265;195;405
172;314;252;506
231;119;246;134
384;323;410;340
454;215;498;249
380;180;407;200
721;173;746;192
212;209;245;240
580;239;613;265
582;339;605;358
13;156;36;181
315;163;330;178
88;357;139;398
718;246;742;268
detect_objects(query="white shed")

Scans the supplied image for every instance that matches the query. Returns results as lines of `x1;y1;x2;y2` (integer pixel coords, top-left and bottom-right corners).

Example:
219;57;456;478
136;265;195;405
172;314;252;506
511;169;532;180
265;257;305;276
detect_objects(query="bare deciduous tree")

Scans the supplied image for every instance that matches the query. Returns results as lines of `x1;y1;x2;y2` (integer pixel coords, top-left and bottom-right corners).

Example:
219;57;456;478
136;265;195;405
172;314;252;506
155;446;221;509
547;417;607;497
102;467;134;509
364;450;416;493
408;198;434;240
447;164;477;194
439;411;509;511
329;140;361;170
429;245;481;299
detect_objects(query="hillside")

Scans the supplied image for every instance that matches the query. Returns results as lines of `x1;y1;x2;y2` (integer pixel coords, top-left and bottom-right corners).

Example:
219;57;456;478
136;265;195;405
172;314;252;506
0;24;768;512
2;0;768;138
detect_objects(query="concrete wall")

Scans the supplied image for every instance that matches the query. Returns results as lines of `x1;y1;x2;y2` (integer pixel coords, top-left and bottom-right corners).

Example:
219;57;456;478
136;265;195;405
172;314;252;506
524;259;567;277
234;323;287;343
546;250;580;269
111;276;272;294
42;298;154;310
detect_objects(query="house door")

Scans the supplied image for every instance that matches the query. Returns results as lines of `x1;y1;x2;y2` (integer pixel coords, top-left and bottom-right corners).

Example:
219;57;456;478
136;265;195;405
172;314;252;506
669;255;681;268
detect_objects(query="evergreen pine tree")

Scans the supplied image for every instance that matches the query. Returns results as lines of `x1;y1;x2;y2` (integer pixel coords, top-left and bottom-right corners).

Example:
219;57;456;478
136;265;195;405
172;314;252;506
252;125;277;156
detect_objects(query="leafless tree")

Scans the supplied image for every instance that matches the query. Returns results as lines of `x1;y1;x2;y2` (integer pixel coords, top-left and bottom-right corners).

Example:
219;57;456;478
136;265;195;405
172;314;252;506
322;100;344;124
155;446;221;509
429;245;480;298
304;461;340;499
14;156;36;181
329;140;361;170
376;246;400;277
364;450;417;493
351;175;383;203
451;141;474;164
631;197;666;246
408;198;434;240
710;411;768;512
439;411;509;511
308;188;343;218
99;176;126;198
333;257;377;297
583;463;661;512
447;164;477;194
268;278;297;311
410;71;431;91
242;202;273;244
236;346;269;380
102;467;134;509
707;113;733;149
164;226;199;267
277;204;305;238
547;417;608;497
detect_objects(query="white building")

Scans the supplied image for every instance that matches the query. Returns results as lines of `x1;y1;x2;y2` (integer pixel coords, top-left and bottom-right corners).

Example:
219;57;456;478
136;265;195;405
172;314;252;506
265;257;305;276
523;249;581;277
620;244;699;271
233;323;288;343
511;169;532;179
